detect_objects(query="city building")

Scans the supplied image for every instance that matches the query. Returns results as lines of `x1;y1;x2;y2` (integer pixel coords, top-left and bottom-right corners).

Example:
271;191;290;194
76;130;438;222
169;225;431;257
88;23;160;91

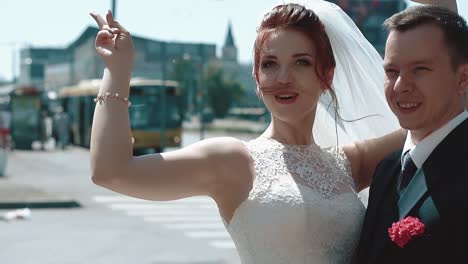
19;47;69;89
222;21;238;63
19;27;217;92
17;1;408;115
328;0;407;54
219;22;259;108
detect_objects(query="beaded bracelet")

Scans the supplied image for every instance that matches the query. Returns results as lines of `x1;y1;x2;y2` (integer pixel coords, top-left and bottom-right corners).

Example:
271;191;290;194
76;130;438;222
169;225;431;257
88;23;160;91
94;92;131;107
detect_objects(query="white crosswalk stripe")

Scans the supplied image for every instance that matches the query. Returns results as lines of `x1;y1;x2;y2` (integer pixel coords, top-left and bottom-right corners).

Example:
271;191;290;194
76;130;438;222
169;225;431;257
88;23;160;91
144;216;222;222
110;203;217;210
93;194;236;250
93;195;213;203
211;240;236;249
165;222;226;229
186;231;231;239
125;210;217;216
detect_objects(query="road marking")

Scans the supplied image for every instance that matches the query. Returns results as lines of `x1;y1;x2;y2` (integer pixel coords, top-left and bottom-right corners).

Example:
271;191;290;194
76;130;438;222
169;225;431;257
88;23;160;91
186;231;231;239
210;240;236;249
125;210;218;216
165;223;225;229
109;203;216;210
92;194;235;251
93;195;212;203
144;216;222;222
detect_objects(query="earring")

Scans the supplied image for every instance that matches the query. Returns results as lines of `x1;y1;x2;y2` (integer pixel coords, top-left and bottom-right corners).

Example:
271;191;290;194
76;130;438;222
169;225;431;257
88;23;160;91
256;87;262;98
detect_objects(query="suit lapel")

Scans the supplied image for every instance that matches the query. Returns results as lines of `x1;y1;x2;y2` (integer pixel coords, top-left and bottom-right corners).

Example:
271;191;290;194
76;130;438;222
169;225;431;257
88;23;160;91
397;119;467;219
371;150;402;213
398;168;427;219
362;119;468;263
368;160;401;263
360;151;401;262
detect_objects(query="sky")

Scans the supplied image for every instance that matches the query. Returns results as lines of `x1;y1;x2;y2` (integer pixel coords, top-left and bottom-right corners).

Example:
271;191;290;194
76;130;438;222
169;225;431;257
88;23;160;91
1;0;467;81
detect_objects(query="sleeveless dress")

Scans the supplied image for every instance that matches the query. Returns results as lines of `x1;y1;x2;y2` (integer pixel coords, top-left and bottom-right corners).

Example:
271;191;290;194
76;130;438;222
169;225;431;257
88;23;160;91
223;137;365;264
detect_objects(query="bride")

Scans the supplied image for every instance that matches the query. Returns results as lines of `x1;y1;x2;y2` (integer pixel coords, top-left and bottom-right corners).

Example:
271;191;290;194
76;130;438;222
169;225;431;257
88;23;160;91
88;1;426;263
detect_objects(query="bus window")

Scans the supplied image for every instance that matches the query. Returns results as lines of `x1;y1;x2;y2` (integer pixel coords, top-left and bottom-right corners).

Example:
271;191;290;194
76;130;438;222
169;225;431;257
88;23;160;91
60;78;183;152
166;86;177;96
165;94;181;127
129;95;160;128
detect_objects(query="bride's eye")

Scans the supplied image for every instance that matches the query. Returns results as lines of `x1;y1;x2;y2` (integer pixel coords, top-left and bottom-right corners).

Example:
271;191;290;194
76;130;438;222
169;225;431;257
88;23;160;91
296;59;311;66
261;60;276;69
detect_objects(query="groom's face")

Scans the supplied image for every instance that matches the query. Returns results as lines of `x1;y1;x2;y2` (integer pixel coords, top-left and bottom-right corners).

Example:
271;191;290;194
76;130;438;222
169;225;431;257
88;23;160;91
383;24;466;141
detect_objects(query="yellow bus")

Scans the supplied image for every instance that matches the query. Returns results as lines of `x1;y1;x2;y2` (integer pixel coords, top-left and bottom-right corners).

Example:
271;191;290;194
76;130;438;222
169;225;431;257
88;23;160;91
59;78;182;153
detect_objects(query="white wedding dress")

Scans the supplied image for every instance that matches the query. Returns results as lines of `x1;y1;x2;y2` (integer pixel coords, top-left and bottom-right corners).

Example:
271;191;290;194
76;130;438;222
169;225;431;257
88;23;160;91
223;137;365;264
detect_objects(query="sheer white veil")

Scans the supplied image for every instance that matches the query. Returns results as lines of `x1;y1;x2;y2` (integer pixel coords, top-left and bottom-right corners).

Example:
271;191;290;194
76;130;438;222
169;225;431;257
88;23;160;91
280;0;400;147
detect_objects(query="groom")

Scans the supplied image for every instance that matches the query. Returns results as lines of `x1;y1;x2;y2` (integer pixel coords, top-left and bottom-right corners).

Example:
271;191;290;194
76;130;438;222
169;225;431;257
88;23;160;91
356;4;468;264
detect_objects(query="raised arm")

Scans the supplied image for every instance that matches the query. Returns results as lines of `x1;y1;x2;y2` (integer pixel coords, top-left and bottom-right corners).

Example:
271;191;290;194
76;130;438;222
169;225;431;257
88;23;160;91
88;11;251;202
89;11;134;182
410;0;458;13
343;129;406;192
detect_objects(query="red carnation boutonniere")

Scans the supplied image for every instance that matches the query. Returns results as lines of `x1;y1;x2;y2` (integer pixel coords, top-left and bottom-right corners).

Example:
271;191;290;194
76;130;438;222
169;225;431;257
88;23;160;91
388;216;425;248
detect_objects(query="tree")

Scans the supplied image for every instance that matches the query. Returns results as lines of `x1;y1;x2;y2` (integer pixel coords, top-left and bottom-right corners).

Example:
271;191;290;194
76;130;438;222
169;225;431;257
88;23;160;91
169;58;196;119
204;64;244;118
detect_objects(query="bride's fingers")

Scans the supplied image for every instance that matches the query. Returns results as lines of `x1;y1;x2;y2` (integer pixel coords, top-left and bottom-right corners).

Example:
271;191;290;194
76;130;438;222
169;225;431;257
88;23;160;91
96;30;114;43
90;12;108;29
110;28;121;35
90;12;118;35
101;24;114;33
106;10;129;33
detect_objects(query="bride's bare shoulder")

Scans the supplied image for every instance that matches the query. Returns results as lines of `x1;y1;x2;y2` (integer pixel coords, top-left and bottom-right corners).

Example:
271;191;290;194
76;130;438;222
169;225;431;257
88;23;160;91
194;137;252;162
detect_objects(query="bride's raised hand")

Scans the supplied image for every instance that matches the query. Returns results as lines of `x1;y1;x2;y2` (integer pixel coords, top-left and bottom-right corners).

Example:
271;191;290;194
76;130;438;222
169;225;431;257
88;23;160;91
90;10;134;72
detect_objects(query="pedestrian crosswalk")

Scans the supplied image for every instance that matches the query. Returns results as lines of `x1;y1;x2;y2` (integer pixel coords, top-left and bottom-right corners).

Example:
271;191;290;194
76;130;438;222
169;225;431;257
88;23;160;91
93;195;236;250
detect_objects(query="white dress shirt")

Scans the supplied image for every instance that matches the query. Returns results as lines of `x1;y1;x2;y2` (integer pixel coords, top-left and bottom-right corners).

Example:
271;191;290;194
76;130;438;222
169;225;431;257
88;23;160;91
402;111;468;169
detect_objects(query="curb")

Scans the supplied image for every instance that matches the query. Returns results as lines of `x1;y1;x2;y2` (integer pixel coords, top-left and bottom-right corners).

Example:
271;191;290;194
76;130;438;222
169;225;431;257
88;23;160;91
0;201;81;210
0;182;82;210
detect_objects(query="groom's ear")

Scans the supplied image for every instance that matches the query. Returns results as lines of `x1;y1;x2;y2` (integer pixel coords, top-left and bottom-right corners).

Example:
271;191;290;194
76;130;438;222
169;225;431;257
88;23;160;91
457;63;468;95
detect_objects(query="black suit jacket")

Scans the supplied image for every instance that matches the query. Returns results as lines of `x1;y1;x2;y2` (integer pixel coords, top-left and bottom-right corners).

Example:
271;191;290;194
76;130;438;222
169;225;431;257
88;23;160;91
356;119;468;264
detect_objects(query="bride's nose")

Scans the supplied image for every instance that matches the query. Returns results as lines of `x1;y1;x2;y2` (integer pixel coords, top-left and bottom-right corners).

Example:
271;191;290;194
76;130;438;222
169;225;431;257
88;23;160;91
276;66;292;84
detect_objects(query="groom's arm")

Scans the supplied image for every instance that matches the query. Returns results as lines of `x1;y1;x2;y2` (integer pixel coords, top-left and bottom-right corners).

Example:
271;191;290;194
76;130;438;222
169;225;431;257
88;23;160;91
410;0;458;13
343;129;406;192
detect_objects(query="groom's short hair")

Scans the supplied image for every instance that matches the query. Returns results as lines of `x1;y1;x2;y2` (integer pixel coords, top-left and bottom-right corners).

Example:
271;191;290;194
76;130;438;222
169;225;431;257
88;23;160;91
384;5;468;69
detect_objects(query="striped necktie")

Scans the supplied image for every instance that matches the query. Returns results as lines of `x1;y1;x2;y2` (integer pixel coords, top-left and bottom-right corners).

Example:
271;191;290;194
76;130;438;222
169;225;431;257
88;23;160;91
399;151;417;192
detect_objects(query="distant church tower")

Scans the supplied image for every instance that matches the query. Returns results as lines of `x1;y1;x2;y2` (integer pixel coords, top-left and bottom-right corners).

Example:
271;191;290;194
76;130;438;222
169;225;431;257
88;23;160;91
222;21;238;63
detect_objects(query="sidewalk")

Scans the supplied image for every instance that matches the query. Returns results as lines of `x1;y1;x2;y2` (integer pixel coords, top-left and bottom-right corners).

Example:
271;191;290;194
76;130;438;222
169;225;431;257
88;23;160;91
0;181;80;209
0;145;81;210
0;118;266;210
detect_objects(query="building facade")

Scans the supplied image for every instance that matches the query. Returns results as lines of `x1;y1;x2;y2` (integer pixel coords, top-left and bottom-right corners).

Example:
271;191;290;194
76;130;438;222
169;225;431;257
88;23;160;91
219;22;260;108
328;0;407;54
19;27;217;92
19;48;69;89
18;1;408;113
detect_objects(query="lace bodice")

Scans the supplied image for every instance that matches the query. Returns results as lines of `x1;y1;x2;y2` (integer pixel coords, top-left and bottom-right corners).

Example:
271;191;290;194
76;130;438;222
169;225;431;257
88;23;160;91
224;137;365;264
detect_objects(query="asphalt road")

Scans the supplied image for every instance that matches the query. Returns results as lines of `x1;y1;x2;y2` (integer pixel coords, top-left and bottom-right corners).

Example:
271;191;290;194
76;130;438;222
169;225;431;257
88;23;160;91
0;129;369;263
0;130;260;264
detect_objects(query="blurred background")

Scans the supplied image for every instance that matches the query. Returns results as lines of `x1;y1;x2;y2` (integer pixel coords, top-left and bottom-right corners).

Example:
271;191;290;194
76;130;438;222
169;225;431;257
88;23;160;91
0;1;466;263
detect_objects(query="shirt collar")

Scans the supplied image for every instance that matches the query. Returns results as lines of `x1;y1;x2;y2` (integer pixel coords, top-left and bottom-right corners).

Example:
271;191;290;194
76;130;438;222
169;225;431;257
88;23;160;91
402;110;468;168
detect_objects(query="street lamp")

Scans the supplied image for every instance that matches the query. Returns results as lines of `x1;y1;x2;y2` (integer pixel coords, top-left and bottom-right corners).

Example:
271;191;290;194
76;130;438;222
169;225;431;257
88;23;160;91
112;0;117;18
0;42;24;82
197;60;206;141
